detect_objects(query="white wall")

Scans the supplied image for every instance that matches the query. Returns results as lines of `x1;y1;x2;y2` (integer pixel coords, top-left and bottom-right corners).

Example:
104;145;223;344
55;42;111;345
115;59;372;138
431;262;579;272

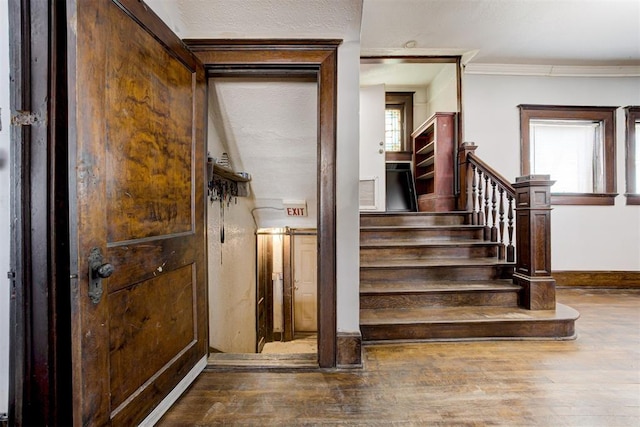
463;73;640;271
336;38;361;334
427;64;458;115
0;0;10;414
207;110;257;353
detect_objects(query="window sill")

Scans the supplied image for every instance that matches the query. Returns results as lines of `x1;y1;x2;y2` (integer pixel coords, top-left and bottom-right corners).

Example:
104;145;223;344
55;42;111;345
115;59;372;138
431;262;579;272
625;194;640;205
551;193;617;206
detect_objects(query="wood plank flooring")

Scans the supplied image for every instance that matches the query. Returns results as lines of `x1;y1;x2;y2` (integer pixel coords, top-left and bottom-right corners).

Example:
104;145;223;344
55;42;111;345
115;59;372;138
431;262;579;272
158;288;640;426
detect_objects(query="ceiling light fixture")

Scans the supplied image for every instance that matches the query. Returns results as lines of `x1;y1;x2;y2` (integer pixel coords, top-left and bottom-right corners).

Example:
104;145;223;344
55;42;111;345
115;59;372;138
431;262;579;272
404;40;417;49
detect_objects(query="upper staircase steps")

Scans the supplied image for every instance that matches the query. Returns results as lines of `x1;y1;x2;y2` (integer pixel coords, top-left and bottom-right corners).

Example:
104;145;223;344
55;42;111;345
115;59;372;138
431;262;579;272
359;211;578;343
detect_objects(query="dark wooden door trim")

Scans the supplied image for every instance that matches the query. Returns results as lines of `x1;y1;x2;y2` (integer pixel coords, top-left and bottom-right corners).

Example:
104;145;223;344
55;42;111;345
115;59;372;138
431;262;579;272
282;232;294;342
8;0;72;425
185;39;340;368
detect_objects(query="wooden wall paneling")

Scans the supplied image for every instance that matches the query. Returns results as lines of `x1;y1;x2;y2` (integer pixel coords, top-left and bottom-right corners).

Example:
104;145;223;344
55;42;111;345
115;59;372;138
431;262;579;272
554;271;640;288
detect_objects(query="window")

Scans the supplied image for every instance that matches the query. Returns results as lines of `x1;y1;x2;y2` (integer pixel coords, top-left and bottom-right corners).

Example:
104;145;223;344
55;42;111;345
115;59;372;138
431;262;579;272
384;108;402;151
384;92;413;152
624;106;640;205
519;105;617;205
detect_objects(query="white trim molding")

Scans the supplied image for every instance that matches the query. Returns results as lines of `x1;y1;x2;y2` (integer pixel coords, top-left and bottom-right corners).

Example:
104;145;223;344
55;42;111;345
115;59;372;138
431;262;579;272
464;63;640;77
139;356;207;426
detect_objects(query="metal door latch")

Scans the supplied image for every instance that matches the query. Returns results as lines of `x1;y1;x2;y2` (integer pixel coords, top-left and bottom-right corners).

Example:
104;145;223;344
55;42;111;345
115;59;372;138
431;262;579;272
11;110;42;126
88;247;114;304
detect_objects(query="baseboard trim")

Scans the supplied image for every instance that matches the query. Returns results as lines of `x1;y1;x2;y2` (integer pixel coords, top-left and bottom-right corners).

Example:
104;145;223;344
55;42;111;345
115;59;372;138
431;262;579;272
554;271;640;288
139;355;207;426
336;332;362;368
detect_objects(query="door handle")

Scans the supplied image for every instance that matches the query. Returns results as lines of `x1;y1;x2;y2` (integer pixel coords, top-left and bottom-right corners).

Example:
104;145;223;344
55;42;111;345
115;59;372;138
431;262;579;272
88;247;114;304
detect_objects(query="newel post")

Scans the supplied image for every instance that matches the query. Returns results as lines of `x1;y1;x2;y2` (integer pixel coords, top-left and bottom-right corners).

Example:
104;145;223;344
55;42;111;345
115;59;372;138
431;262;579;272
512;175;556;310
457;142;477;211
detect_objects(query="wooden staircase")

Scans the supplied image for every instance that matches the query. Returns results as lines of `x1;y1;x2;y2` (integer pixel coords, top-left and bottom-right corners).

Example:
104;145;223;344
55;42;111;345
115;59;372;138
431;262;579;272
359;211;579;343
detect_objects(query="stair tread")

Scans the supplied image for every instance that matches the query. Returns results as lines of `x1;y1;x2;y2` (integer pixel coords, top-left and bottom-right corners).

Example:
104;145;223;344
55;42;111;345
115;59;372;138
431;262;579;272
361;257;513;268
360;239;499;248
360;211;471;217
361;225;482;231
360;280;520;294
360;303;579;325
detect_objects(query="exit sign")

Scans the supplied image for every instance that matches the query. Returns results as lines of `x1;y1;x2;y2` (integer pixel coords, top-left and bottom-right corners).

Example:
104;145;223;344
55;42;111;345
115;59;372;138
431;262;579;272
283;200;308;217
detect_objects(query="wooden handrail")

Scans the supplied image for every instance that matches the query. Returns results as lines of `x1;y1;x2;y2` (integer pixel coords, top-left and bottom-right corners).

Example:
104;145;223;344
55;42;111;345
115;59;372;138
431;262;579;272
467;153;515;197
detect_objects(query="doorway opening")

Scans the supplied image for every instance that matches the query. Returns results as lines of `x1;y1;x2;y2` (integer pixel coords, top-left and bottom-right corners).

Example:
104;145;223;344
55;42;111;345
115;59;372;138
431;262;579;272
186;39;340;368
205;76;319;366
359;57;462;213
256;228;318;356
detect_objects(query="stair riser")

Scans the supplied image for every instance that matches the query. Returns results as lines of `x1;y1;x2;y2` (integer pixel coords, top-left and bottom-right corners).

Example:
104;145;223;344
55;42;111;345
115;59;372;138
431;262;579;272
360;265;514;283
360;214;468;227
361;228;484;243
360;245;498;262
361;319;576;342
360;291;519;309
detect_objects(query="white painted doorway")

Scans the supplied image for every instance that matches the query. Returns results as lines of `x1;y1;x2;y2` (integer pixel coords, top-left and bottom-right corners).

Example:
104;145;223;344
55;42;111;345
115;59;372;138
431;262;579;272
293;234;317;332
359;84;387;211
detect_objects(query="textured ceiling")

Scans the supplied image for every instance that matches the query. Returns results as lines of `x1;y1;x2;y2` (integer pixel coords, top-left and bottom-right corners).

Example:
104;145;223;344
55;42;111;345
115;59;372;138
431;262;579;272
148;0;362;40
360;0;640;65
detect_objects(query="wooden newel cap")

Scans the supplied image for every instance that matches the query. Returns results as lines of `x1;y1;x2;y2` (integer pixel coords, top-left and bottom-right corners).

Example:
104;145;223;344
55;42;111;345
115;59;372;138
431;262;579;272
513;174;555;188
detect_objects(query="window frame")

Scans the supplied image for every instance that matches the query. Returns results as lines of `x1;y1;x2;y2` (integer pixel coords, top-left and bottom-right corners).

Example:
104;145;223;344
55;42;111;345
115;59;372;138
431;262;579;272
519;104;617;205
624;106;640;205
385;92;414;153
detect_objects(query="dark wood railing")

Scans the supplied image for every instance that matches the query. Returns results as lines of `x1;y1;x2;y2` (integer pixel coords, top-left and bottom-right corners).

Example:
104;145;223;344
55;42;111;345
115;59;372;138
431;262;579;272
457;142;556;310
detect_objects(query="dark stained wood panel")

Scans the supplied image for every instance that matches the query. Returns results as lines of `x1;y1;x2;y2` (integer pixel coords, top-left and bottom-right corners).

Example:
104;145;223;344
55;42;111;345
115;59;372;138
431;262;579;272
106;236;196;293
109;264;196;411
105;12;193;243
68;1;207;425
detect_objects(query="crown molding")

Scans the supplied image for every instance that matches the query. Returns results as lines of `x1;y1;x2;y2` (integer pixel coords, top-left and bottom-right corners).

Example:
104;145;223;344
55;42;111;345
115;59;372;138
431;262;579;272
463;63;640;77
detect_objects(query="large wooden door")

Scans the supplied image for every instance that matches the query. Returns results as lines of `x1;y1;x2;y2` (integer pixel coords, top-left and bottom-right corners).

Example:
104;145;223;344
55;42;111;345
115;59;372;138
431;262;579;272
67;1;207;425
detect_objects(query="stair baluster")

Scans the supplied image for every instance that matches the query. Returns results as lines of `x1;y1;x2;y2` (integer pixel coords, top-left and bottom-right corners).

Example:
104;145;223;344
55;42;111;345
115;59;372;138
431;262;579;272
490;181;498;243
506;194;515;262
483;173;491;241
498;187;506;259
477;169;485;227
471;164;478;225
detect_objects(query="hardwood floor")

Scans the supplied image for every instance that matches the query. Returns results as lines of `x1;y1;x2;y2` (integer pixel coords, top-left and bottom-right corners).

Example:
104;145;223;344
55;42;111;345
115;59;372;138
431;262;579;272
158;288;640;426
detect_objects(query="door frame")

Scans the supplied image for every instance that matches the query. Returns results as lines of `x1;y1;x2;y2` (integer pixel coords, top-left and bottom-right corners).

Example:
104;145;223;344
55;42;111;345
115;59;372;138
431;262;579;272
8;0;72;425
185;39;339;368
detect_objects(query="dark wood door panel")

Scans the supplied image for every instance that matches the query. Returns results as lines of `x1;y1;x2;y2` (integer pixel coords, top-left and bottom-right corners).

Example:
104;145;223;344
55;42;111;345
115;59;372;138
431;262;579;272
69;1;207;424
105;8;195;243
106;235;197;293
109;264;197;411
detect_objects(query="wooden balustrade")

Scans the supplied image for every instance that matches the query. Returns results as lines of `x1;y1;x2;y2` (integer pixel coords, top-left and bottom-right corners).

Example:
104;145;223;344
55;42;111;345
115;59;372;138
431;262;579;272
457;142;556;310
458;142;516;262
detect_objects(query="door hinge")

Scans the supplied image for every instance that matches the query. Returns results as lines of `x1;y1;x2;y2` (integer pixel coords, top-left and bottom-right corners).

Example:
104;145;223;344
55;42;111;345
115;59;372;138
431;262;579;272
11;110;42;126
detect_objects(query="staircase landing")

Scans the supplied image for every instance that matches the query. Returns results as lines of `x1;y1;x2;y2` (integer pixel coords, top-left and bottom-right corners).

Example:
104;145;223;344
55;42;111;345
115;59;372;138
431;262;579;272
359;211;578;343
